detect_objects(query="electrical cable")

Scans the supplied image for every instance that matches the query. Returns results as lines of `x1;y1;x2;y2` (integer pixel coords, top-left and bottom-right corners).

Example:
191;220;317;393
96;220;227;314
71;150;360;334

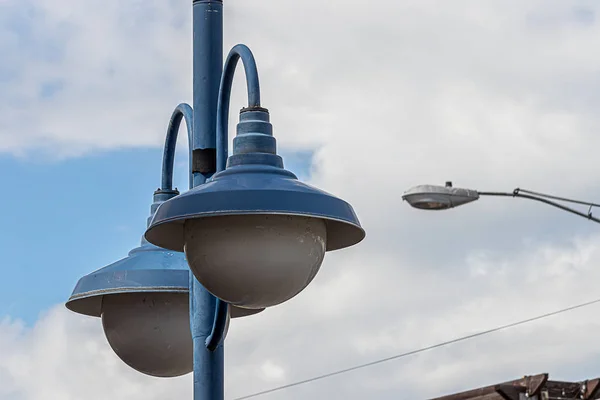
516;188;600;208
233;297;600;400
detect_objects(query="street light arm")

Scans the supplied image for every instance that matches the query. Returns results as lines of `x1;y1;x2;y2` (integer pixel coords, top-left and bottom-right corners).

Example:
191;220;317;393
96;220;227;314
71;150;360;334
205;292;229;351
216;44;262;172
513;188;600;208
478;191;600;224
161;103;195;191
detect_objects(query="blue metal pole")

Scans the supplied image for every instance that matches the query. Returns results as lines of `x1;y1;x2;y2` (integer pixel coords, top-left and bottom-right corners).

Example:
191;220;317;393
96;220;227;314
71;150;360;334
192;0;223;187
190;274;224;400
191;1;224;399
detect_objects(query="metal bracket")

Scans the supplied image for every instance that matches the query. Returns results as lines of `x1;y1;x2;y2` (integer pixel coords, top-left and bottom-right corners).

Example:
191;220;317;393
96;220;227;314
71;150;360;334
192;148;217;175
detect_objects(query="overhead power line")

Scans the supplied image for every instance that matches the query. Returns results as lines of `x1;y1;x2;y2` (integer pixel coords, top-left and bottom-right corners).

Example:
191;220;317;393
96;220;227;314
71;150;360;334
233;297;600;400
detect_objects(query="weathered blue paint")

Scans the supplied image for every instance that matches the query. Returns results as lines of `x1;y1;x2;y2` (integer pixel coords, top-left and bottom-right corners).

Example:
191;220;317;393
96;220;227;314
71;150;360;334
192;0;222;161
190;1;225;398
65;247;189;318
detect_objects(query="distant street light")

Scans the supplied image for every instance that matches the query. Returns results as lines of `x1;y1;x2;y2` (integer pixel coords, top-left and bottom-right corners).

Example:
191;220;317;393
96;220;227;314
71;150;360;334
403;181;600;223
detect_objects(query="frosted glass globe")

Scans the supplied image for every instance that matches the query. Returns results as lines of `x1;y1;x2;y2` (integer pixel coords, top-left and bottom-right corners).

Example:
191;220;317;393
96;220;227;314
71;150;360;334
101;292;192;377
184;215;327;309
100;292;255;377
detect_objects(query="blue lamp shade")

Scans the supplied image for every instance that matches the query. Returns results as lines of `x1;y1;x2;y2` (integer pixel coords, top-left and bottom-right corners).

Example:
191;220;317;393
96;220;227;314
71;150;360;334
66;243;187;317
145;165;365;253
66;242;262;319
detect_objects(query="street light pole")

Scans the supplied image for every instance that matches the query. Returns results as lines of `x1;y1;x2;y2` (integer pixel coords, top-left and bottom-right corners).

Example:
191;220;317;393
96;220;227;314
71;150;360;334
67;2;365;399
190;1;224;398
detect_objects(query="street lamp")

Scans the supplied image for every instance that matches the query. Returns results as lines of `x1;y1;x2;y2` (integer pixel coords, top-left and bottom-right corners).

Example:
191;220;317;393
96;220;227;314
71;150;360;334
403;181;600;223
145;47;364;310
66;1;365;399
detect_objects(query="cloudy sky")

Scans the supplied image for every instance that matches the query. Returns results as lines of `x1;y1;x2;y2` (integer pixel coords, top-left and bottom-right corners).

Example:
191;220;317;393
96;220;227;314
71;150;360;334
3;0;600;399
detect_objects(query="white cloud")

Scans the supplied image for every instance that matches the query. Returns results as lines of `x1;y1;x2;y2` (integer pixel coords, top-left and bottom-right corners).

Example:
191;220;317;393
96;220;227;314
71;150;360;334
260;361;286;382
4;0;600;399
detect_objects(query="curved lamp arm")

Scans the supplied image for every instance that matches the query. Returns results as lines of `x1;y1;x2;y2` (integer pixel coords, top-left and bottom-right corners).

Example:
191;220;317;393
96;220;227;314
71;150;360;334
206;44;261;351
216;44;261;172
161;103;195;191
479;190;600;224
